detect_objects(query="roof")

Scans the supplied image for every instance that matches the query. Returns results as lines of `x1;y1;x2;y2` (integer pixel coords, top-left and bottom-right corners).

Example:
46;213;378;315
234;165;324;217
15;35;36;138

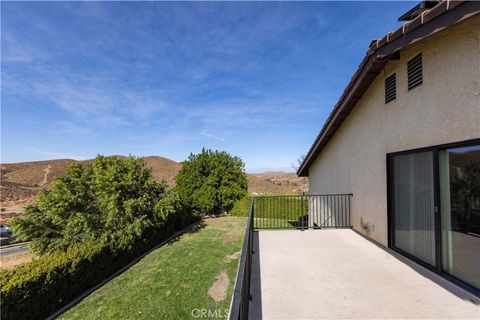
398;1;440;22
297;0;480;177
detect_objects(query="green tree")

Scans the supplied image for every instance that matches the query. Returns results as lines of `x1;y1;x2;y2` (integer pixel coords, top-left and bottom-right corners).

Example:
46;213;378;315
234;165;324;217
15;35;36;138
10;155;175;255
175;148;248;216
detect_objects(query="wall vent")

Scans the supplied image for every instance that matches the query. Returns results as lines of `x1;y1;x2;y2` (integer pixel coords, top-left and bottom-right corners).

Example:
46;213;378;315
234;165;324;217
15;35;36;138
385;73;396;103
407;54;423;90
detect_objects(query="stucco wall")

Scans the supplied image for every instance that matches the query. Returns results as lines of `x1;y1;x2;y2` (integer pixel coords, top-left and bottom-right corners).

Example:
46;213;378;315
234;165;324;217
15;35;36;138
308;16;480;246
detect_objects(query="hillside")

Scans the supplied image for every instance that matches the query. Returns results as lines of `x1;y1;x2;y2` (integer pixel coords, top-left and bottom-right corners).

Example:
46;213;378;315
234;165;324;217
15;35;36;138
0;156;307;222
248;172;307;195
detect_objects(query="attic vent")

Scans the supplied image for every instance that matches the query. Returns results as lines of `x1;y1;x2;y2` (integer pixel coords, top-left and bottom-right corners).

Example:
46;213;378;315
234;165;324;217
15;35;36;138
407;54;423;90
385;73;396;103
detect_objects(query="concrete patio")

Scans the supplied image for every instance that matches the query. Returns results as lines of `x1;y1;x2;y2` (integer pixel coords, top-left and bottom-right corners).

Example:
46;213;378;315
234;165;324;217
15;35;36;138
249;229;480;319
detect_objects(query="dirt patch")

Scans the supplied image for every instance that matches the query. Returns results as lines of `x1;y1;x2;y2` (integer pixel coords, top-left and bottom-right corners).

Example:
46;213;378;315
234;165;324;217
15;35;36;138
224;251;241;263
221;234;239;244
0;211;24;224
1;252;34;270
208;271;229;303
40;165;51;186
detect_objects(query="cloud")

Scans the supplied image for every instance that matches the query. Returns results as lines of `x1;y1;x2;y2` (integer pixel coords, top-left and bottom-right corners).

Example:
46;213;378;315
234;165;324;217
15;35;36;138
179;93;323;132
2;3;170;131
2;2;324;130
36;80;165;125
200;132;225;142
1;1;416;168
54;120;90;136
25;147;86;160
3;63;167;129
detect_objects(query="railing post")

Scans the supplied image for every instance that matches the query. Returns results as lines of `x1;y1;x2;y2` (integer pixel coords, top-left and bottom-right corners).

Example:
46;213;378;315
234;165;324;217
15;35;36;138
251;196;255;255
301;193;304;231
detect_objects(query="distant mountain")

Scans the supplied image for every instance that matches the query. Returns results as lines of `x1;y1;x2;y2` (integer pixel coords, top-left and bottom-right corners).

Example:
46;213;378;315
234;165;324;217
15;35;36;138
0;156;307;222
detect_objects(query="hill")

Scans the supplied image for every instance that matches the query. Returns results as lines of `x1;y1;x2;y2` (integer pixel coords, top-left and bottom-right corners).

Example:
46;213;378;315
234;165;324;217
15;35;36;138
0;156;307;222
247;172;307;195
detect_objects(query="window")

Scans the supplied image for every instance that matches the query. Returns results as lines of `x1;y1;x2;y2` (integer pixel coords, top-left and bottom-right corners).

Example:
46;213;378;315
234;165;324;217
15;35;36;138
407;53;422;90
385;73;396;103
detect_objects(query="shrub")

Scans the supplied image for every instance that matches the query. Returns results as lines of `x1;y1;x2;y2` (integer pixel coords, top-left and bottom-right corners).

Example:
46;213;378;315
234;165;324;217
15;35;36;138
1;155;200;319
10;155;169;255
229;196;252;217
230;195;308;220
0;211;198;320
175;149;248;216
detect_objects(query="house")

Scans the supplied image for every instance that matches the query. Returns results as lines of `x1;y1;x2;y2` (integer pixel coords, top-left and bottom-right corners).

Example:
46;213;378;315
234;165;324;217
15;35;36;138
297;1;480;295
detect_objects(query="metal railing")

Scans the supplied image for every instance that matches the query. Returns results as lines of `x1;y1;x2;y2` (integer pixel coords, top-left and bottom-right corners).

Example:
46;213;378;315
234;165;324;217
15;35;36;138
229;198;254;320
228;193;353;320
253;194;353;229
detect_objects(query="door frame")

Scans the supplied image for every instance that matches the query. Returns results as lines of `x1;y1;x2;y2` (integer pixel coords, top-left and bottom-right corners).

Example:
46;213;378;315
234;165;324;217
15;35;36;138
386;138;480;297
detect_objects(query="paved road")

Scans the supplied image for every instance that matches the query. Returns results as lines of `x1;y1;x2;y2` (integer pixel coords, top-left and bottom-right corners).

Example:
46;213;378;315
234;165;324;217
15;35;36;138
0;243;30;257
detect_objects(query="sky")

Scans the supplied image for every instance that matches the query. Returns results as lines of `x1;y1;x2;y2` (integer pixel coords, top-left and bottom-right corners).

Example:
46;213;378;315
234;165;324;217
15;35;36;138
1;1;414;172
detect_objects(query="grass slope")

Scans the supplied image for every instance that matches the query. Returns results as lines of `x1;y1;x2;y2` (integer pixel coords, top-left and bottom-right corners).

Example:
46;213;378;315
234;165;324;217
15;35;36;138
61;216;246;320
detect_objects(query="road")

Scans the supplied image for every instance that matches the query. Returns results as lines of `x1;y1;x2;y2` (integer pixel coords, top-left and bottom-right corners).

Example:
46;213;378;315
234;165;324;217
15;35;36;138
0;242;30;257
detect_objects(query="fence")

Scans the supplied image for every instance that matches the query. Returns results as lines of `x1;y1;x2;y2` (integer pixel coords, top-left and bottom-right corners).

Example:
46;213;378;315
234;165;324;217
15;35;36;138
228;197;254;320
253;194;353;229
229;193;353;320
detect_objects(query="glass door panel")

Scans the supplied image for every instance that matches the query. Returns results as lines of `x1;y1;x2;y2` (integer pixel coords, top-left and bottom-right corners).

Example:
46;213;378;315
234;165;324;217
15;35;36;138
440;145;480;289
392;151;436;266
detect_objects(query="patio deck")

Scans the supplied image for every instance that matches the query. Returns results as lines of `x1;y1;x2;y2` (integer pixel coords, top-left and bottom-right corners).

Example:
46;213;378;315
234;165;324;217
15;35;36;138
249;229;479;319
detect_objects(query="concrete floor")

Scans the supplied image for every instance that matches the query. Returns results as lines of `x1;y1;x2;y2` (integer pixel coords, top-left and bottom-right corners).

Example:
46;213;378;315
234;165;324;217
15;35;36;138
249;229;480;320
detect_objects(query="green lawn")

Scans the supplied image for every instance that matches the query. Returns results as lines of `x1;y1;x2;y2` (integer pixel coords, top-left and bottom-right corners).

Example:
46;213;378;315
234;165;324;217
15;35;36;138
60;216;246;320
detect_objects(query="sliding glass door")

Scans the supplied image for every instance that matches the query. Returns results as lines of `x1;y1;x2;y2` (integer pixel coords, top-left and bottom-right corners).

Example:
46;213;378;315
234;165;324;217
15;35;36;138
389;139;480;293
439;145;480;289
392;151;436;266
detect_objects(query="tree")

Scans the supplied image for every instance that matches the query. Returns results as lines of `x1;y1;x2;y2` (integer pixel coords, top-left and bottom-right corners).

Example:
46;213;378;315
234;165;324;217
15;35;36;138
291;154;306;172
10;155;175;255
175;148;248;215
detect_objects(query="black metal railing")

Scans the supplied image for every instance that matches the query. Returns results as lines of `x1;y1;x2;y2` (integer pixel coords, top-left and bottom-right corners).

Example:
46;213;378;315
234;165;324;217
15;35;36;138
253;194;353;229
228;193;353;320
229;197;254;320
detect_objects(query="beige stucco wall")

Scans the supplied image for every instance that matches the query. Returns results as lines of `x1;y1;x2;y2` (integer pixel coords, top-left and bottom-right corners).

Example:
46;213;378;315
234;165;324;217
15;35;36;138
308;16;480;246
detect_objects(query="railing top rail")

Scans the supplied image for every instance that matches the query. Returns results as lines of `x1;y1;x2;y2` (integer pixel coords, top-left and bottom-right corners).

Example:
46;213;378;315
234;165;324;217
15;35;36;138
228;197;254;320
253;193;353;198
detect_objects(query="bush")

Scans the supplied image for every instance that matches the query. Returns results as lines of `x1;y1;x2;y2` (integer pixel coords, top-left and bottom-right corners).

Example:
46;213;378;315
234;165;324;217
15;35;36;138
0;211;198;320
230;195;308;220
230;196;252;217
1;155;201;319
175;149;248;216
10;155;171;255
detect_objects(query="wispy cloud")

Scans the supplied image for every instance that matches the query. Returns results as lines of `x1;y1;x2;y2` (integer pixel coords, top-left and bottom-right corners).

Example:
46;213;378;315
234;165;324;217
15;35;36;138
200;132;225;142
53;120;90;136
2;1;323;132
2;1;412;167
25;147;86;160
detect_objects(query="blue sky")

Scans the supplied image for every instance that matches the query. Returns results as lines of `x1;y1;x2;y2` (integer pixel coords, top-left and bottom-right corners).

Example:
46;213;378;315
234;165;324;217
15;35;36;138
1;1;414;172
